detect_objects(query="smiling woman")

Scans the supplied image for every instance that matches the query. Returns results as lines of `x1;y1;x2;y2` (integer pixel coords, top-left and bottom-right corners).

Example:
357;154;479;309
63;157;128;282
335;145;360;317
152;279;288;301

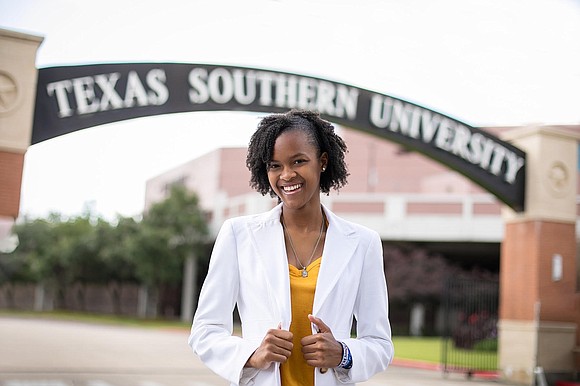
188;109;394;386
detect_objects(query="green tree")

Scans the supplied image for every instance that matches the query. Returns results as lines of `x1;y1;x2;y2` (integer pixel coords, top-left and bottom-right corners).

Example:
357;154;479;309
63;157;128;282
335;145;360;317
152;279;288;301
41;214;95;309
383;245;460;336
94;217;140;314
10;216;55;282
10;213;98;310
0;217;51;308
133;185;209;318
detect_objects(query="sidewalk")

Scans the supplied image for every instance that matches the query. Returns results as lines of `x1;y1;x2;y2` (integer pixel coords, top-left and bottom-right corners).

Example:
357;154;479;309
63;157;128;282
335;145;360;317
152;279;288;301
382;358;500;386
0;316;501;386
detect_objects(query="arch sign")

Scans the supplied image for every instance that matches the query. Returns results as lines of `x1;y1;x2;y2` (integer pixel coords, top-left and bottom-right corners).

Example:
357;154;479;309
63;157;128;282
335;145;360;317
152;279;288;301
32;63;526;211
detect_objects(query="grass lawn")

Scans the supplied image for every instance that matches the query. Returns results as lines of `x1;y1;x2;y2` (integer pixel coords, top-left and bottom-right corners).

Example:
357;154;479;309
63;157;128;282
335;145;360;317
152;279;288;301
393;336;498;371
0;310;191;330
393;336;442;364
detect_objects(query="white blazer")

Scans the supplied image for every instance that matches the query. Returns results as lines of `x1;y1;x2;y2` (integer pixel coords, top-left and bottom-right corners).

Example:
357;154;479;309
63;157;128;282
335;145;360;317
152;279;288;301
189;203;394;386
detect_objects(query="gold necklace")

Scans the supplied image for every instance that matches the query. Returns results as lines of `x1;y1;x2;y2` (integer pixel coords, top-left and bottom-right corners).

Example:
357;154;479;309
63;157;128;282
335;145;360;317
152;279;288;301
281;214;324;278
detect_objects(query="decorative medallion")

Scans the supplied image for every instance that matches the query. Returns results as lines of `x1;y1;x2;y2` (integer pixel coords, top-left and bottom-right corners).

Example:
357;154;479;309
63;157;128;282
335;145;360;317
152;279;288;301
547;161;569;197
0;71;19;114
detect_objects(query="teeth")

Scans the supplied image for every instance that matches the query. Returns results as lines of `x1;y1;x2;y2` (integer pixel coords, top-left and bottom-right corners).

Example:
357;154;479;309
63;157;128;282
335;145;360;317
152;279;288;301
283;184;301;192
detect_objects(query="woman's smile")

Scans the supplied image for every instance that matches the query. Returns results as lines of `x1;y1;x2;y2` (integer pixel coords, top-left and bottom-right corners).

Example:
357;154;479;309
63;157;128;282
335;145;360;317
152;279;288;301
281;183;303;194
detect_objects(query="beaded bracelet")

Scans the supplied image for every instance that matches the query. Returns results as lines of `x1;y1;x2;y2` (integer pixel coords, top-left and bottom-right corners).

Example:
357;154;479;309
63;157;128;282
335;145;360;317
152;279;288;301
338;341;353;369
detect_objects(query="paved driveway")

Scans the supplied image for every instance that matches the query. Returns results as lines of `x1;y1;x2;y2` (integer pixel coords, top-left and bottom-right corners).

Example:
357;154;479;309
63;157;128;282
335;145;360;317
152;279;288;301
0;316;500;386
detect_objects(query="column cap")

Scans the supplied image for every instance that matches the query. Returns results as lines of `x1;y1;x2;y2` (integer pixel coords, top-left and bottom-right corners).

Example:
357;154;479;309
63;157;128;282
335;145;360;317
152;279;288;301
498;126;580;142
0;27;44;43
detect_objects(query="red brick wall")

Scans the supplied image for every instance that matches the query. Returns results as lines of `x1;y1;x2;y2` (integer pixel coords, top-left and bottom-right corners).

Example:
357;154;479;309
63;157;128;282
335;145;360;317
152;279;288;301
500;220;577;322
576;293;580;368
0;150;24;218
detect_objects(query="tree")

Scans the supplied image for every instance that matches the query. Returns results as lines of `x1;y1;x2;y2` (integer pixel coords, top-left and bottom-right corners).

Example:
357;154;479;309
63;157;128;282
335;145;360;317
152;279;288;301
383;245;460;336
384;245;458;304
10;212;106;310
94;217;140;314
132;185;209;318
0;217;45;308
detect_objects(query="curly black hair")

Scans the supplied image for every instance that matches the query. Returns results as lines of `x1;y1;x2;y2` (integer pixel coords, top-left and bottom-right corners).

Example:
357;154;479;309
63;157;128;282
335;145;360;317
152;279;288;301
246;109;349;198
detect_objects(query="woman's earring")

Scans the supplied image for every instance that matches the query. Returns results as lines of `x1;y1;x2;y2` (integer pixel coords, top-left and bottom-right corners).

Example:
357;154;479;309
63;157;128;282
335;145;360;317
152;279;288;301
322;167;326;172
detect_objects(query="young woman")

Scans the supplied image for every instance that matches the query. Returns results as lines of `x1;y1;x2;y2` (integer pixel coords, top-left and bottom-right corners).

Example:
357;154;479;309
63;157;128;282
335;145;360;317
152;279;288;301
189;109;393;386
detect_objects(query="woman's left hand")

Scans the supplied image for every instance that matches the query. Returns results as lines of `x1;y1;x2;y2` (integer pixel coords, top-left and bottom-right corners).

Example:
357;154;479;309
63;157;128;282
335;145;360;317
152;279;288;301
300;314;343;369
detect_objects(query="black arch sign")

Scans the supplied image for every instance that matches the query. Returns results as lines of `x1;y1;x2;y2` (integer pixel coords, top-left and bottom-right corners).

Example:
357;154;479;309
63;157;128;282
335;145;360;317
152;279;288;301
32;63;526;211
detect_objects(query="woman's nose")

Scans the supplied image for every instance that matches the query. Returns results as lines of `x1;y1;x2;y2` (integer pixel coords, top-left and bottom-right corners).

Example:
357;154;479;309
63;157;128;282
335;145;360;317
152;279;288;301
280;167;295;181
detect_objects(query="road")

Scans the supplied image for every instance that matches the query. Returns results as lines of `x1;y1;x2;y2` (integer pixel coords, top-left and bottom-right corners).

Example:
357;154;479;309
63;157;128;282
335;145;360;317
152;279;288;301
0;316;500;386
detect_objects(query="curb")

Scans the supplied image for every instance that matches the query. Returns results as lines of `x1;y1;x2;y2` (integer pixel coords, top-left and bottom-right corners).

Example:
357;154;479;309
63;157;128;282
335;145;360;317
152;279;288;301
392;358;500;381
392;358;441;371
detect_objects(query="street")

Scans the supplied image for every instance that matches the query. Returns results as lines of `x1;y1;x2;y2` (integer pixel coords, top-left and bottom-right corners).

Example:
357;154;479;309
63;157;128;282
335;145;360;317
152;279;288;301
0;316;500;386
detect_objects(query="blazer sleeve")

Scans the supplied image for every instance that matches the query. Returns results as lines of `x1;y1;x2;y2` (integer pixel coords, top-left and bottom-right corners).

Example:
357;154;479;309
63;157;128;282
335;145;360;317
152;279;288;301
188;219;260;385
339;230;394;383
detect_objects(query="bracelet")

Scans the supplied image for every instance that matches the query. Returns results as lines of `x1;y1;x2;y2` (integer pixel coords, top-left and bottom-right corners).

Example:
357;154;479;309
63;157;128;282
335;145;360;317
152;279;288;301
338;341;353;369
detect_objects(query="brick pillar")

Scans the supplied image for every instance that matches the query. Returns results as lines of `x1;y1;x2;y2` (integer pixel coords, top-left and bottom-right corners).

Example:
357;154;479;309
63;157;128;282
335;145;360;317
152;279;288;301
499;127;579;384
0;151;25;218
0;28;43;251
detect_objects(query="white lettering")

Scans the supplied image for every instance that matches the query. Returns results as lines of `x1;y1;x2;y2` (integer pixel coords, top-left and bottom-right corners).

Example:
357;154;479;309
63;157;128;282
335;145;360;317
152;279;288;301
316;80;336;116
369;95;392;128
146;69;169;105
48;70;169;117
47;80;74;117
298;77;317;110
335;85;358;120
208;68;234;104
233;69;256;105
479;136;496;170
420;110;441;143
275;75;298;108
95;73;123;111
185;67;360;121
434;119;453;151
389;100;407;132
489;145;507;176
389;101;422;138
406;107;423;139
72;77;99;115
256;71;275;106
188;68;209;104
124;71;149;107
468;132;485;164
450;125;472;160
504;151;525;184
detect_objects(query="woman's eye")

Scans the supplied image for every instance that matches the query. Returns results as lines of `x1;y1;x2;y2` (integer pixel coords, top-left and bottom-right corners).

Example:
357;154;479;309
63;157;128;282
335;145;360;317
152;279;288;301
267;163;279;170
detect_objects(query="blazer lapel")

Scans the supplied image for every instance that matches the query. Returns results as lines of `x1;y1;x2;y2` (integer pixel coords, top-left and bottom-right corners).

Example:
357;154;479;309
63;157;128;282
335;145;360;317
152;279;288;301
312;205;359;316
244;204;359;328
245;204;292;329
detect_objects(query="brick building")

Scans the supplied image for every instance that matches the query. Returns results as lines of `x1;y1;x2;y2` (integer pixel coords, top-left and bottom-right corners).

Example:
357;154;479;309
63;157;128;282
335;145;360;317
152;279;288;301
146;126;576;271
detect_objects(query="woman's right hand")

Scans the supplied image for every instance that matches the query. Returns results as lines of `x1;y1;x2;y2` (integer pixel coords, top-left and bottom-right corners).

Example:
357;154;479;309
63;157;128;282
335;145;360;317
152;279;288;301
245;325;293;369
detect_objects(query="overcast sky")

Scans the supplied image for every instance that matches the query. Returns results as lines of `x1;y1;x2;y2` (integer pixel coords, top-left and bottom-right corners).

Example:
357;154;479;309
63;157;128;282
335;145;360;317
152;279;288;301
1;0;579;220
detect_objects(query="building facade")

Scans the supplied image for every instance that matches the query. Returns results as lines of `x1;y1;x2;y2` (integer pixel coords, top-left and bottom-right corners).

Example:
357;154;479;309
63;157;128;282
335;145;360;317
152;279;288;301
145;126;556;271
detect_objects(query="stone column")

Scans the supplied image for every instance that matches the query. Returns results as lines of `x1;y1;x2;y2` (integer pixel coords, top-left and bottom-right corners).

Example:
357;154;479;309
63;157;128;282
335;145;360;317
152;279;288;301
499;127;579;384
0;28;44;247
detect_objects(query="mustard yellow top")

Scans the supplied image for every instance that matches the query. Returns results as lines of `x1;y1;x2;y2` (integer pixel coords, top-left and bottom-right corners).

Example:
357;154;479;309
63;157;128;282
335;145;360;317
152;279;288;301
280;257;321;386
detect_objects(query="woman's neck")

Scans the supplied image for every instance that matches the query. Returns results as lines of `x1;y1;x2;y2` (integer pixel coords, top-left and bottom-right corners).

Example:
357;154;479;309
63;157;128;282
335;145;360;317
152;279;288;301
281;204;324;233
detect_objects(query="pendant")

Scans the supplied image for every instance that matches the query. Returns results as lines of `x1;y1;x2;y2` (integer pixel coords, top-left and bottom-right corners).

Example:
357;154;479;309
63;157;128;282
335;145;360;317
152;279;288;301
302;268;308;278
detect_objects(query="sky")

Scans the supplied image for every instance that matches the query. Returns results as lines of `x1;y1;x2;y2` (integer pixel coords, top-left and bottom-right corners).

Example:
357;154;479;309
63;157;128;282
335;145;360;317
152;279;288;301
1;0;579;221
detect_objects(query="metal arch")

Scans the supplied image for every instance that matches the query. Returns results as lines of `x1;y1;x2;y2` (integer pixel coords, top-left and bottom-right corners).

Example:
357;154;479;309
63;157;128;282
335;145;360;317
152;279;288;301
32;63;525;211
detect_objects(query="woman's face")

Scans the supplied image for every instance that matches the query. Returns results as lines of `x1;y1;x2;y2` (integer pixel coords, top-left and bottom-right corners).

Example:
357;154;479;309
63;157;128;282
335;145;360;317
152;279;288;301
267;128;328;211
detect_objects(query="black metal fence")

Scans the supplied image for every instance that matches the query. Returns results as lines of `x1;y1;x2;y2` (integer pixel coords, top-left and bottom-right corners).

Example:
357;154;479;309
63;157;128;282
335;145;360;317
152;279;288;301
441;276;499;377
